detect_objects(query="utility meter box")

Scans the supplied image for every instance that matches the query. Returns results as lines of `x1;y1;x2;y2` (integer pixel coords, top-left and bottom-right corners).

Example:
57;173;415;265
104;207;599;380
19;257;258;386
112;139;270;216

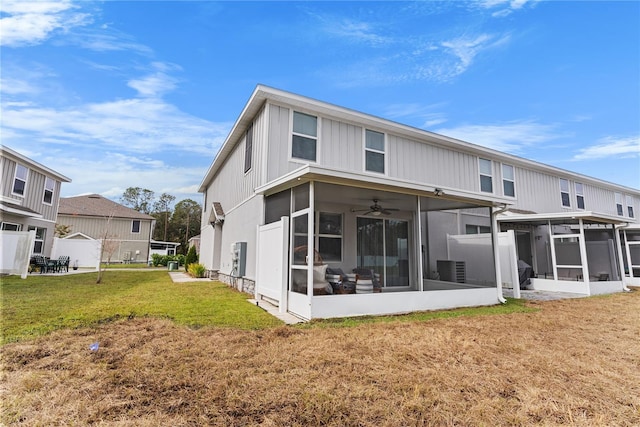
231;242;247;277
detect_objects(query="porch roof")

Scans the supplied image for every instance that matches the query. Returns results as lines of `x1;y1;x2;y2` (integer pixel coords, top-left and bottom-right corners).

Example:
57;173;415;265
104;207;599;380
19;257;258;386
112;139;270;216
0;200;43;219
255;164;514;209
497;210;628;226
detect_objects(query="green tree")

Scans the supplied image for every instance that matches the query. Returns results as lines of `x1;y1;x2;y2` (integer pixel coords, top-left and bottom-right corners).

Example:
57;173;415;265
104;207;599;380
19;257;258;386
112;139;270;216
185;244;198;271
172;199;202;254
152;193;175;241
120;187;155;214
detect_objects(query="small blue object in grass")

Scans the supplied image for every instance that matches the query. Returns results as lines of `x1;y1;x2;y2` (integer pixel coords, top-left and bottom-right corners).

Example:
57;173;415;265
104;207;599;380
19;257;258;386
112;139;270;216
89;342;99;352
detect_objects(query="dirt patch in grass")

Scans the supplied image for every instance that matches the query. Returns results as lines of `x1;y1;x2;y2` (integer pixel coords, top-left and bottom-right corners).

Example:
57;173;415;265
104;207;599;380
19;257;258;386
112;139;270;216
2;291;639;426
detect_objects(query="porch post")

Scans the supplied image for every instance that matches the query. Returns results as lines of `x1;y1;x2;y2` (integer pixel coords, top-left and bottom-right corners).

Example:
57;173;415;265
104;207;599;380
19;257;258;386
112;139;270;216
307;181;315;298
613;225;630;291
577;218;590;295
416;196;423;291
491;207;506;303
548;220;558;281
624;230;634;279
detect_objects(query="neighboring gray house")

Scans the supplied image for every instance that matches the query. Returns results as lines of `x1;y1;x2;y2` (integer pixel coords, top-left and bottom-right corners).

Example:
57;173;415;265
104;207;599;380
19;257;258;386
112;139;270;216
0;145;71;258
198;85;639;320
58;194;155;264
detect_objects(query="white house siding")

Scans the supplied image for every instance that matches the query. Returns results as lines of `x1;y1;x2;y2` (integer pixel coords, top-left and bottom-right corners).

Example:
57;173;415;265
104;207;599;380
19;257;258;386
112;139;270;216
388;135;479;192
199;224;215;270
266;103;295;182
217;195;263;279
320;118;363;171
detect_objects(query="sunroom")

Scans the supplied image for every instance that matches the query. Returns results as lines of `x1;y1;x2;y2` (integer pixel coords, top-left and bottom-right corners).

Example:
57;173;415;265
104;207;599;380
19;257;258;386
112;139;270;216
254;165;512;320
497;211;628;296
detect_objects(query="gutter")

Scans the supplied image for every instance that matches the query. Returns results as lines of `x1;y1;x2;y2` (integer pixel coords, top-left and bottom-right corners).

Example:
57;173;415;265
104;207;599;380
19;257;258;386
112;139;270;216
492;205;510;304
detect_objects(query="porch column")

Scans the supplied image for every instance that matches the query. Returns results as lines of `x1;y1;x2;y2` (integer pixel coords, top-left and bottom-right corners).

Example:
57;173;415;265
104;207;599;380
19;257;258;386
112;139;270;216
307;181;315;298
548;220;558;281
416;196;423;291
613;225;629;291
491;207;506;303
578;219;590;295
624;230;634;279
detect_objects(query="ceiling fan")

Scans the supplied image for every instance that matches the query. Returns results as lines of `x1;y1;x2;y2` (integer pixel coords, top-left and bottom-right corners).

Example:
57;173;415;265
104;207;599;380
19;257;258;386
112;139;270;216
350;199;400;216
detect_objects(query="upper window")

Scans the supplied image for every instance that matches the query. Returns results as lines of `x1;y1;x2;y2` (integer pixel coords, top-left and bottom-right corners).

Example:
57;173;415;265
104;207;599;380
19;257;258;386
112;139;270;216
317;212;342;262
291;111;317;161
132;220;141;233
465;224;491;234
244;124;253;173
615;193;623;216
1;222;21;231
27;226;46;254
365;129;385;173
43;177;55;205
502;164;515;197
12;164;28;196
560;179;571;207
479;159;493;193
626;195;634;218
575;182;585;210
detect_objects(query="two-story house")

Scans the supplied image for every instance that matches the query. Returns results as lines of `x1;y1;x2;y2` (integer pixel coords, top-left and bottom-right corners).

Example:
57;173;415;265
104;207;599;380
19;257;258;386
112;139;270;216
1;145;71;260
198;86;639;320
57;194;156;264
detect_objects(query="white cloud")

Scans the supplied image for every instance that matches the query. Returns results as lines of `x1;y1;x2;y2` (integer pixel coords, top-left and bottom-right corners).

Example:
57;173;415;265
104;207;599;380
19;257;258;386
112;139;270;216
310;11;391;46
573;136;640;160
0;0;91;47
439;33;511;78
434;120;558;152
127;63;181;98
476;0;540;18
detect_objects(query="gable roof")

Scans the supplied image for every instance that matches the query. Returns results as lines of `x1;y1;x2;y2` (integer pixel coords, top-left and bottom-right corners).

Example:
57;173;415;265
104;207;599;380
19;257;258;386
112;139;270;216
198;85;639;195
1;145;72;183
58;194;155;220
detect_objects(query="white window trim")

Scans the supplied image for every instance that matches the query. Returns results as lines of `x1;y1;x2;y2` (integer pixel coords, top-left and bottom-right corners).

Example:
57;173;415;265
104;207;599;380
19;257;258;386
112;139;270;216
289;110;320;164
244;123;253;174
615;192;623;216
12;163;29;198
131;220;141;233
559;178;571;208
363;129;387;175
1;222;22;231
478;158;493;194
43;177;55;206
27;226;45;254
625;195;634;218
575;182;585;210
501;164;515;198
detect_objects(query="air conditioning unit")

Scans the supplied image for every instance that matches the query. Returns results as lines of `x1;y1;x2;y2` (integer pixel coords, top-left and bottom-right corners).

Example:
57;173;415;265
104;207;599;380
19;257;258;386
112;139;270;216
437;260;466;283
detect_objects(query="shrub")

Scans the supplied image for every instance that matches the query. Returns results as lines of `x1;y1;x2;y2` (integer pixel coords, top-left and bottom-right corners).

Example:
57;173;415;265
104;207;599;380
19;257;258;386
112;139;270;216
175;254;186;266
151;253;164;267
187;263;206;278
185;245;198;271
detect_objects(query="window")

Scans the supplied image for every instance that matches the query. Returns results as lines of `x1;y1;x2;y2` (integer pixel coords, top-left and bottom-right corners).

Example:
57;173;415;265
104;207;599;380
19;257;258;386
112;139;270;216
132;220;141;233
12;164;28;196
615;193;623;216
365;129;385;173
465;224;491;234
43;177;55;204
560;179;571;207
27;226;46;254
626;195;634;218
1;222;21;231
573;182;585;210
479;158;493;193
291;111;317;161
317;212;342;262
244;124;253;173
502;164;515;197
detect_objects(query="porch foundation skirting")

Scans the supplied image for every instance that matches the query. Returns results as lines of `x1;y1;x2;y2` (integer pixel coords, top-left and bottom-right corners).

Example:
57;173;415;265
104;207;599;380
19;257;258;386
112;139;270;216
309;287;500;319
217;272;255;295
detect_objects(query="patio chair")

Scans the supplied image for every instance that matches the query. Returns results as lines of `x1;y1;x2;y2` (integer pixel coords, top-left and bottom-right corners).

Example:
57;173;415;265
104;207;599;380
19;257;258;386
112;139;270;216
57;256;70;273
32;255;49;273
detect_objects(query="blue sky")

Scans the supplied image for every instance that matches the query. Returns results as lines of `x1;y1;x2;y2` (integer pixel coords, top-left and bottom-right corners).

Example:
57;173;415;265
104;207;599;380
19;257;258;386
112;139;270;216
1;0;639;204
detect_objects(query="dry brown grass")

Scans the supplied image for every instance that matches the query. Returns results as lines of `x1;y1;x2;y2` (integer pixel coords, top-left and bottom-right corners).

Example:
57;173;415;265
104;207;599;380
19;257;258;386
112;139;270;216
2;290;639;426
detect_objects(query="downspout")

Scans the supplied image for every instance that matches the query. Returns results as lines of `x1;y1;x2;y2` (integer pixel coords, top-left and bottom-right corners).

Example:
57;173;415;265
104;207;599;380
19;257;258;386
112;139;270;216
492;204;509;304
614;224;631;292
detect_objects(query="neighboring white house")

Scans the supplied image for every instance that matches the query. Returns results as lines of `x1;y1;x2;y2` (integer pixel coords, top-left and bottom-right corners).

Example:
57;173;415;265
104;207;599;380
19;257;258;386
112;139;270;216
1;145;71;276
198;85;640;320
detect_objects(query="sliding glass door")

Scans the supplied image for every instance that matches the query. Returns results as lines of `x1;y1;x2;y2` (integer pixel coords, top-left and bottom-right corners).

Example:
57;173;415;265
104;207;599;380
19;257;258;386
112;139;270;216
357;217;410;288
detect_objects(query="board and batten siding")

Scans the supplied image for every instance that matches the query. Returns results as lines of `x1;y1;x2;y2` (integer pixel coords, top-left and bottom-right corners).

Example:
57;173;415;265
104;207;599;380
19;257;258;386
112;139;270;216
266;103;296;182
388;135;479;192
320;118;363;171
206;106;268;215
58;215;152;241
1;157;61;222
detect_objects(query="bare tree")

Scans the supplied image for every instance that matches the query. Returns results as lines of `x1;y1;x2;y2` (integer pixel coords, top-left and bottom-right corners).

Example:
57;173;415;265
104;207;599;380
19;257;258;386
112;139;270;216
54;224;72;237
96;214;119;284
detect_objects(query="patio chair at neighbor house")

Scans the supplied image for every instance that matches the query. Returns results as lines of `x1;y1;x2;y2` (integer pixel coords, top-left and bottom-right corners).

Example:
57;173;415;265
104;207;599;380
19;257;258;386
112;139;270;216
32;255;49;273
56;256;70;273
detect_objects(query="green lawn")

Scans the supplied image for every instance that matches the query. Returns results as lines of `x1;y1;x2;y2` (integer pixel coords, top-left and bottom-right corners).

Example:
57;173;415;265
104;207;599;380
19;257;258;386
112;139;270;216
0;271;282;345
1;270;537;345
